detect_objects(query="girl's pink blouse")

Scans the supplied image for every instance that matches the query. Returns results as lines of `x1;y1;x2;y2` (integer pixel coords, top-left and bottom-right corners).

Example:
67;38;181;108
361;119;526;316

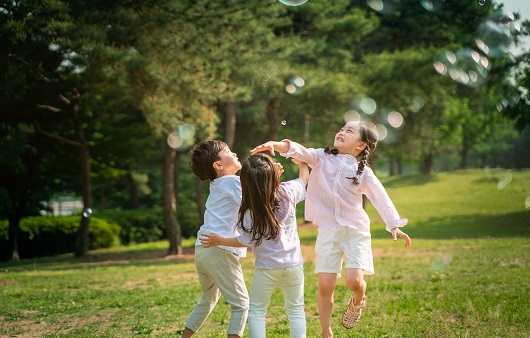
281;140;407;232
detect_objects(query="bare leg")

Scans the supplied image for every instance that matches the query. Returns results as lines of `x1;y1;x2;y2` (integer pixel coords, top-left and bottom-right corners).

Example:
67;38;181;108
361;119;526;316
344;268;366;306
318;273;338;338
227;335;241;338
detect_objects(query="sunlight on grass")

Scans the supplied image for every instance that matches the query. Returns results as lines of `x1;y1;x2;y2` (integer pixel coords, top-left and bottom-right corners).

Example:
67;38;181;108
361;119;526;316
1;169;529;337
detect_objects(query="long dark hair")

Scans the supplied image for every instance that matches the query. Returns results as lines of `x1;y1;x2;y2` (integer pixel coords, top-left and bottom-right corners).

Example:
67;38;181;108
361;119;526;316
324;121;378;185
238;153;286;246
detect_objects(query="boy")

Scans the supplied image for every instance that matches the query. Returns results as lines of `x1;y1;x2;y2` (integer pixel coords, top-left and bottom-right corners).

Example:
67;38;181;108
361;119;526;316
182;140;249;338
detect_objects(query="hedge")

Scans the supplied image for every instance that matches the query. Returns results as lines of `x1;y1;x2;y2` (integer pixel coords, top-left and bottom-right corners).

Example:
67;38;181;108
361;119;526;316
0;216;120;260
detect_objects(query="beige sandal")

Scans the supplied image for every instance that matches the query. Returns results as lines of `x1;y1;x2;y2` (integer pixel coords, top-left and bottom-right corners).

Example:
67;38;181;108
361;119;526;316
341;295;366;329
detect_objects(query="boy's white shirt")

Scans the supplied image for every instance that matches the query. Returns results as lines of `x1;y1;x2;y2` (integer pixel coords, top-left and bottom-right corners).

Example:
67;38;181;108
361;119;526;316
195;175;247;257
237;178;306;269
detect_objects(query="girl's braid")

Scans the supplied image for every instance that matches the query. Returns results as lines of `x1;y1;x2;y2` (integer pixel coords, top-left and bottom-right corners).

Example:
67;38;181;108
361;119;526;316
349;122;378;185
351;140;374;185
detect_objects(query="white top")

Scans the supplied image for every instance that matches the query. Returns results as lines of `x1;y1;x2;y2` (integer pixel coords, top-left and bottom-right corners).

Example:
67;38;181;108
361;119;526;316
282;140;407;232
237;178;306;269
195;175;247;257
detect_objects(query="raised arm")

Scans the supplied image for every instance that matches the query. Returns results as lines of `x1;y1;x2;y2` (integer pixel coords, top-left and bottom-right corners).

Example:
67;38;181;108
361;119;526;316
292;158;309;186
250;141;289;156
199;233;246;248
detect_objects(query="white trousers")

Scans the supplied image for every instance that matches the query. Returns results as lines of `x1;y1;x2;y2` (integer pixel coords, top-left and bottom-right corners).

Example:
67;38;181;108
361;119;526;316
248;264;306;338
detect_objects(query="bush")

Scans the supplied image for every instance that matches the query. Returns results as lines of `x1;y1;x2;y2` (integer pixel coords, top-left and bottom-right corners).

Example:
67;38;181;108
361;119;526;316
0;216;120;260
97;209;166;245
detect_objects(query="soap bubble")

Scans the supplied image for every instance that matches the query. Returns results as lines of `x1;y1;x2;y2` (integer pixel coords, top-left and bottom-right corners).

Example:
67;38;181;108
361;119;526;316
167;132;184;149
344;110;361;123
419;0;445;12
366;0;400;15
279;0;308;6
387;111;404;128
285;76;305;95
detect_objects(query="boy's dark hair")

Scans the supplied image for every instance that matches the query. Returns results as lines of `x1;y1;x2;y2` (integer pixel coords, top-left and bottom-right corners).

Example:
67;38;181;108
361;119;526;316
190;140;228;181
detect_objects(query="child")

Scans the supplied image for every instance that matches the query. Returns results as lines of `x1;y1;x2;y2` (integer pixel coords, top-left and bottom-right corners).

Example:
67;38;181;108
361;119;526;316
200;153;309;338
251;120;411;338
183;140;249;338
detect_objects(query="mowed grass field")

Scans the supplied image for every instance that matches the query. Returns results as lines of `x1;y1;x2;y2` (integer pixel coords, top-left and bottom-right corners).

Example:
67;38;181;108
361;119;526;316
1;169;529;337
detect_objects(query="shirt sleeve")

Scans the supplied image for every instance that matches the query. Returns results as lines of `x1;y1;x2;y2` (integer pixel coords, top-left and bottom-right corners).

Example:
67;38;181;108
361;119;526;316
361;167;408;232
281;179;307;205
230;177;242;205
236;212;256;248
280;139;319;168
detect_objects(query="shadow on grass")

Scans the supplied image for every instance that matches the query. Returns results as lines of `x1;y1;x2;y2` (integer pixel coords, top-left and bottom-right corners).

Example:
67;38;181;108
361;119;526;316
0;244;197;271
371;210;530;239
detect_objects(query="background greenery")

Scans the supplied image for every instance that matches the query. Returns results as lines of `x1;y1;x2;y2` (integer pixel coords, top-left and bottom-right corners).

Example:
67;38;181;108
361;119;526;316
0;169;528;337
1;0;529;259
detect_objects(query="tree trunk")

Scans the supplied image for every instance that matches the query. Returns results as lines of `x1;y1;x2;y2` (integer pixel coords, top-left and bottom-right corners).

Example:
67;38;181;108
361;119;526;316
8;215;21;261
71;89;93;257
397;155;402;175
460;128;469;169
265;97;280;141
195;176;205;225
389;155;396;176
163;142;182;255
125;171;140;209
420;153;434;174
224;101;236;148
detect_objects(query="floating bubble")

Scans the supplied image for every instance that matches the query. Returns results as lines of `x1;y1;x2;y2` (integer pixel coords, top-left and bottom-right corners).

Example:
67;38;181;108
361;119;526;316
281;120;287;125
431;254;452;272
285;76;305;95
409;96;425;113
83;208;92;218
497;170;512;190
179;123;195;139
475;13;512;58
376;124;387;141
360;98;377;115
344;110;361;123
279;0;308;6
366;0;400;15
478;0;486;6
419;0;445;12
167;132;184;149
388;111;404;128
434;48;490;87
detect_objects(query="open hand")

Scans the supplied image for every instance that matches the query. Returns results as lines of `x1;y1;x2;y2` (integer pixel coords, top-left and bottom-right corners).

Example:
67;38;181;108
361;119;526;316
391;227;411;247
250;141;276;155
199;233;222;248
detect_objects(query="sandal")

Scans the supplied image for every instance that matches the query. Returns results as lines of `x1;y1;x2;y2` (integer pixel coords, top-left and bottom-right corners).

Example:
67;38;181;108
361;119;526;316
341;295;366;329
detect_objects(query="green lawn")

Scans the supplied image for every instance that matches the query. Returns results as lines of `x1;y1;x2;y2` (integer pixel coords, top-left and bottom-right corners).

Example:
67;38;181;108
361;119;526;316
1;169;529;337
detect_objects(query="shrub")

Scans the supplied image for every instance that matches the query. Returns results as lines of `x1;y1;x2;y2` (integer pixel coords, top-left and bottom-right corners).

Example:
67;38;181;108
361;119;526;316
97;209;166;245
0;216;120;260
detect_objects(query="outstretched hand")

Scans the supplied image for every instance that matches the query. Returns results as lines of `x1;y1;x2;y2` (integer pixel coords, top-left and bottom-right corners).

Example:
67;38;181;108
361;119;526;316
199;233;222;248
250;141;276;155
391;227;411;247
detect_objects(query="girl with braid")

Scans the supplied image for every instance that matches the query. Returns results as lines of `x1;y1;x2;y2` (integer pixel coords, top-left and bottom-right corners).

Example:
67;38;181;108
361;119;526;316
251;120;411;338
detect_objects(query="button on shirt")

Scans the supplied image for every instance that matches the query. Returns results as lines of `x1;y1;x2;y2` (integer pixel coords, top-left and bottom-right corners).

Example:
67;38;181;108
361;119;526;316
237;178;306;269
281;140;407;232
195;175;247;257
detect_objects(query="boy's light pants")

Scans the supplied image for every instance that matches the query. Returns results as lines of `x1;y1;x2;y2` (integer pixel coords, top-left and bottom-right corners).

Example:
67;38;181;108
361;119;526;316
248;264;306;338
185;246;249;336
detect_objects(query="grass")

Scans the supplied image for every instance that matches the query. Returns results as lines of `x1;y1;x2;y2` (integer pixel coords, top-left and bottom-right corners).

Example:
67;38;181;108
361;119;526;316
1;169;529;337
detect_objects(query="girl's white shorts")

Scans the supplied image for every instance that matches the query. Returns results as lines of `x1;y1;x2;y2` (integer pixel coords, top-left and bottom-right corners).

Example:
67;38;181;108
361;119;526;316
315;225;374;276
